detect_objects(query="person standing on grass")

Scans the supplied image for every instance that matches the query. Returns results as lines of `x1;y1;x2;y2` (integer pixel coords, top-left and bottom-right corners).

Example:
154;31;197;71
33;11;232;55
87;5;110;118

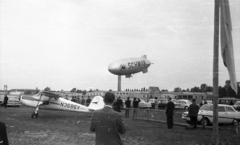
165;97;175;129
113;97;123;113
132;97;141;119
86;96;91;106
113;97;120;112
125;97;131;118
81;96;86;105
188;99;199;129
0;121;9;145
3;94;8;109
90;92;126;145
118;97;123;112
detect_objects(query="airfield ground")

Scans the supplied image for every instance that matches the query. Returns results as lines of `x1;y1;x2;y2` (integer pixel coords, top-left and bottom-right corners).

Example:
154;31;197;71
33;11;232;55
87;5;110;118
0;106;239;145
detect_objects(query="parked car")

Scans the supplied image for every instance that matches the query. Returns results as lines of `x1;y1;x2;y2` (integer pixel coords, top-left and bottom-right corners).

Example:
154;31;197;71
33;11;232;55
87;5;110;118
139;100;152;109
206;100;212;104
218;97;240;106
175;99;191;110
233;101;240;111
158;98;176;109
182;104;240;126
0;94;21;107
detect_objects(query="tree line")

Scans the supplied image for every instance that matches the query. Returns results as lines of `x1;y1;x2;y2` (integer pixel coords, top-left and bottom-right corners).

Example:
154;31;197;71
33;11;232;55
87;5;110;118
42;80;240;98
173;80;240;98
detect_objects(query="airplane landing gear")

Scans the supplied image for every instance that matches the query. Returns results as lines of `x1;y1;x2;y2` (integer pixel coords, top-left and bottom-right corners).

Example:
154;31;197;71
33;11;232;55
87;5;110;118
31;112;38;119
32;106;39;119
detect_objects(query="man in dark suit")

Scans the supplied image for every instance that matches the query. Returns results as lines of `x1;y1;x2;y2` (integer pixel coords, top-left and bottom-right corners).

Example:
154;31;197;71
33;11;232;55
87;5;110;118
3;94;8;109
90;92;126;145
165;97;175;129
113;97;123;113
188;99;199;129
125;97;131;118
0;121;9;145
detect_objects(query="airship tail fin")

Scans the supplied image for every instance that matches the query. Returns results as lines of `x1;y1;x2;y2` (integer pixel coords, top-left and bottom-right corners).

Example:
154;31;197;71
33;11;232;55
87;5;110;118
141;55;147;59
142;68;148;73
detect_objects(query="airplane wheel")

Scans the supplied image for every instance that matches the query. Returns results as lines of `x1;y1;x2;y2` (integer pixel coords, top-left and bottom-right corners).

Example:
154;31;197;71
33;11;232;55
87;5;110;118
31;112;38;119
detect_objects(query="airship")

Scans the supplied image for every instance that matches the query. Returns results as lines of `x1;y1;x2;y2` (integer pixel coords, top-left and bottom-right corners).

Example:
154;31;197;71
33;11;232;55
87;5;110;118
108;55;152;91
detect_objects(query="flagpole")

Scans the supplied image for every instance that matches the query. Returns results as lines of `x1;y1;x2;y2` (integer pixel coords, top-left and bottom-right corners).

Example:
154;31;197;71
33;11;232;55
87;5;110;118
213;0;220;144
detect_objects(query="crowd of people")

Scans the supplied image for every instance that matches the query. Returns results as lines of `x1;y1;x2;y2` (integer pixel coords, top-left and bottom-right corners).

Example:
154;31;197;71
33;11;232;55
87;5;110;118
89;92;181;144
70;96;92;106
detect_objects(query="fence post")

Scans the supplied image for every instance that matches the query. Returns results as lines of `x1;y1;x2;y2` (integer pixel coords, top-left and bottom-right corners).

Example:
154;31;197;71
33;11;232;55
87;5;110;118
147;109;149;121
131;108;134;120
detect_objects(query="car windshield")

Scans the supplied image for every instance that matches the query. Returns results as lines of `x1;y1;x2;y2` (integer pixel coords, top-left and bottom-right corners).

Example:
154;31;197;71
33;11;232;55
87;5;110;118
200;104;213;111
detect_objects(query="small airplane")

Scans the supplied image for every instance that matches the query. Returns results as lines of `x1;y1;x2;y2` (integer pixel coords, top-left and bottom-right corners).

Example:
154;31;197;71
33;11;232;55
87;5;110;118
108;55;152;78
20;91;105;119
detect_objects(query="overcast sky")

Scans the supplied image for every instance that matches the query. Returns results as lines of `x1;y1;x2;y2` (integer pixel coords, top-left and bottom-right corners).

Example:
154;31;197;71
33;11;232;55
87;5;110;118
0;0;240;91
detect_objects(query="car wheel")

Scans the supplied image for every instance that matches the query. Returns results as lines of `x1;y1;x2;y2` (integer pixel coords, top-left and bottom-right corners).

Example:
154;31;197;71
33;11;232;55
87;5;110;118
184;106;188;110
201;117;210;126
31;112;38;119
233;119;239;126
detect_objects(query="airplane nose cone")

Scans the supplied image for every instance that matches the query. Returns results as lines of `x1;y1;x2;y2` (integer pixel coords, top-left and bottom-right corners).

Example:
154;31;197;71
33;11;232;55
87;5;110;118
108;63;119;74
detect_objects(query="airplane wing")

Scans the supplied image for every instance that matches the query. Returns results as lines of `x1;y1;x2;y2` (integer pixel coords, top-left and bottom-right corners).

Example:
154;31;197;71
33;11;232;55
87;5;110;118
41;91;60;100
32;91;60;102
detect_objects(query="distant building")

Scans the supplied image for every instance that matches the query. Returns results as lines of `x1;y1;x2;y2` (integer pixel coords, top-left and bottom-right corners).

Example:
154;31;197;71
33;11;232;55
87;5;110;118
9;89;38;95
86;91;106;97
148;86;161;99
148;86;161;94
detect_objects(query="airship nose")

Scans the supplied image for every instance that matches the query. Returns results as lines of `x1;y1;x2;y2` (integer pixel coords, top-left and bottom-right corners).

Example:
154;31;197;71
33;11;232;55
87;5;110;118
108;63;119;74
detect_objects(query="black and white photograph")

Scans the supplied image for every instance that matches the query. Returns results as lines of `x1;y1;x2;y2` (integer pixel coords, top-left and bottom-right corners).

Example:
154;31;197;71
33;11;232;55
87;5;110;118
0;0;240;144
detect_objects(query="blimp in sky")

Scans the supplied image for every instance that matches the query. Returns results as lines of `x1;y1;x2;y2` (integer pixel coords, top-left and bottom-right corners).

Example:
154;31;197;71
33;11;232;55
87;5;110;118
108;55;152;91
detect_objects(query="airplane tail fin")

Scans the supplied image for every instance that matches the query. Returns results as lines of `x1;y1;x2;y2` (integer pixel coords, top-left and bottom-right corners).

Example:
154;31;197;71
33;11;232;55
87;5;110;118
141;55;147;59
88;96;105;111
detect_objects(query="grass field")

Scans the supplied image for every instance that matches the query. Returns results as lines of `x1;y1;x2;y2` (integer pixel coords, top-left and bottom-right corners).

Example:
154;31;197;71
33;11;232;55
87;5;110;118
0;105;239;145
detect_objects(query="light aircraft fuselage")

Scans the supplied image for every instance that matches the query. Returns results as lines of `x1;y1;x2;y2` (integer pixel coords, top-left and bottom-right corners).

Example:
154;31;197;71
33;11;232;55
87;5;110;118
21;95;90;112
20;91;105;118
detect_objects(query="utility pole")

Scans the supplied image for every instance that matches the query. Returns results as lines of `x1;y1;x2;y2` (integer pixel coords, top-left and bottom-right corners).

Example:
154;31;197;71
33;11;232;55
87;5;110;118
213;0;220;144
